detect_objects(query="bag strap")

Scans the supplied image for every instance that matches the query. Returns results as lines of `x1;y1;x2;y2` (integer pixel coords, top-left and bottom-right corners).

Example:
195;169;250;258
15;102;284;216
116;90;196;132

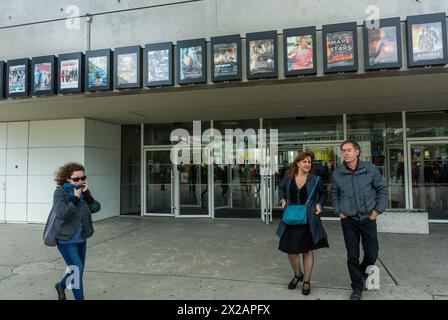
305;176;321;207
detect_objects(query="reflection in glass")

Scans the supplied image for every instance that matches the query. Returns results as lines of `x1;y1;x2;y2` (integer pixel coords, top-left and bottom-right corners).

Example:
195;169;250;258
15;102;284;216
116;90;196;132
214;162;261;218
272;144;341;217
263;116;344;142
406;111;448;138
410;144;448;220
348;113;405;209
121;125;141;215
178;162;209;215
145;150;172;214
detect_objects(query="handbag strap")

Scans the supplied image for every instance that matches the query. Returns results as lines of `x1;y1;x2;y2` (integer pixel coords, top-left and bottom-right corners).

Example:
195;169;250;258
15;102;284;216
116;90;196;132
305;175;321;207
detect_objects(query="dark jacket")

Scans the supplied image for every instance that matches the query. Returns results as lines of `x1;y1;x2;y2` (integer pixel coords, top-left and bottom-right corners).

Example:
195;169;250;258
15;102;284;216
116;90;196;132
331;160;388;221
275;173;328;244
53;186;101;241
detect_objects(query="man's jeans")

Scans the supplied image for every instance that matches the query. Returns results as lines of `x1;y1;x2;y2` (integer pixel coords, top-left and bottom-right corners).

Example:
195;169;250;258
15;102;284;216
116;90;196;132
341;217;379;293
57;241;87;300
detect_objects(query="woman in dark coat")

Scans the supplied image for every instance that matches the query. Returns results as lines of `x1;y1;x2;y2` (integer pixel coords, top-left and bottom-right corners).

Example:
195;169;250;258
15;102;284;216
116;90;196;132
52;162;101;300
276;152;329;295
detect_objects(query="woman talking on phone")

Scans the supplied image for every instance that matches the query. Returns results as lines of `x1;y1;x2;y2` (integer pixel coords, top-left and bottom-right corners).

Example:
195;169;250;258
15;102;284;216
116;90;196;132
52;162;100;300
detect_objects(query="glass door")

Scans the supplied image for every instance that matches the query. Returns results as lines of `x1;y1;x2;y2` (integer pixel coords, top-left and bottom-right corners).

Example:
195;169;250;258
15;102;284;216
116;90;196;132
260;143;275;223
143;149;174;216
407;141;448;221
303;143;341;217
175;149;211;217
272;145;301;211
386;146;406;208
270;143;341;219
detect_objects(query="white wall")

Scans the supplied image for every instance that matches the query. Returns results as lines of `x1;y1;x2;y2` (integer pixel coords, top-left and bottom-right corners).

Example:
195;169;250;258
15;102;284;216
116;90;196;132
0;123;6;222
27;119;85;223
84;119;121;222
0;118;120;224
4;122;29;223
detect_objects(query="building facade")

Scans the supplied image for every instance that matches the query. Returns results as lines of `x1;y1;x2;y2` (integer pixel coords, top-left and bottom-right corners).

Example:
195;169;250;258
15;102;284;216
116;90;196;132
0;0;447;229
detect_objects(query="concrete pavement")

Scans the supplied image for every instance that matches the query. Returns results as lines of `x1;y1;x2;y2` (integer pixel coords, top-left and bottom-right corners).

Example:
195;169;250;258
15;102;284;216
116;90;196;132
0;216;447;300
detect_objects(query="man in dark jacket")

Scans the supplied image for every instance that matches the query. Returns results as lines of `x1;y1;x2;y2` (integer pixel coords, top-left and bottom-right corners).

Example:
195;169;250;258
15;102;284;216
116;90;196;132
331;140;388;300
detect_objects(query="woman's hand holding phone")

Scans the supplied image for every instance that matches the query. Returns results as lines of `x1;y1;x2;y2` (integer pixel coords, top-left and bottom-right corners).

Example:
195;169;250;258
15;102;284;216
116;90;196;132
81;180;89;192
74;187;82;198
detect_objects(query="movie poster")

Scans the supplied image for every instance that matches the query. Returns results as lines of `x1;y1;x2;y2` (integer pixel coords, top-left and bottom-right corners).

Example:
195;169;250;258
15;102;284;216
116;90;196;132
368;26;399;65
180;46;202;80
60;59;79;89
9;65;26;93
117;53;138;85
249;39;275;74
88;56;108;87
412;22;444;62
148;49;170;82
213;42;238;77
326;31;355;68
34;62;52;91
286;35;314;71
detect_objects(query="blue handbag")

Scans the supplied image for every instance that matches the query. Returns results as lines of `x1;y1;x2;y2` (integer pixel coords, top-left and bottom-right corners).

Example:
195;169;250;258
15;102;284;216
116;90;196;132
282;176;321;225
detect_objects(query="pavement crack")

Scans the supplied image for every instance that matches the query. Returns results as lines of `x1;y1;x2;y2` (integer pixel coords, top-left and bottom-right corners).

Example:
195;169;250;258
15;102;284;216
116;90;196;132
47;226;146;264
377;257;399;286
78;269;354;291
0;273;18;284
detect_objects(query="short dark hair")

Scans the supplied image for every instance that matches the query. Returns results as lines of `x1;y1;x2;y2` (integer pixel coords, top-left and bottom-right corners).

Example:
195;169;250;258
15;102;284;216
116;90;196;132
340;139;361;156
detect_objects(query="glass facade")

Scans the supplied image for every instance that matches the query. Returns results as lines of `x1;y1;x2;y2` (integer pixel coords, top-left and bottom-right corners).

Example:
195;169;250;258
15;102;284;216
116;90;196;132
347;113;405;209
144;122;211;146
122;111;448;222
263;116;344;143
121;125;141;215
264;116;343;217
213;119;261;218
406;111;448;138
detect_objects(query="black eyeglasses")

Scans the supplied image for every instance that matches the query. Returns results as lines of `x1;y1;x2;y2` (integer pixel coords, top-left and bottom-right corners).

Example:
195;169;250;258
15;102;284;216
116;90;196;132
70;176;87;182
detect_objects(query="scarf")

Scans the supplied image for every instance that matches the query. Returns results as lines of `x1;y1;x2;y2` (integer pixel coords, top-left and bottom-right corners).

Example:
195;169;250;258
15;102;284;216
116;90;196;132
63;182;85;203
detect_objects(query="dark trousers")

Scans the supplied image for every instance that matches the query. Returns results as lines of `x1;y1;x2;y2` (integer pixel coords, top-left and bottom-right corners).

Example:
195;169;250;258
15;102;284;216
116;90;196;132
341;217;379;293
57;241;87;300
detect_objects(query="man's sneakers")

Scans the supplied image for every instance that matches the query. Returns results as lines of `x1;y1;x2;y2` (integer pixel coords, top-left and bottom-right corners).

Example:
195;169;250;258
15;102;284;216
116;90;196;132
350;291;363;300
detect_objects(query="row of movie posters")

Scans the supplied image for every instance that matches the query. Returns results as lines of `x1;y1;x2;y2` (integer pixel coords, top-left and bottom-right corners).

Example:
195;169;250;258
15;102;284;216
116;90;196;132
2;15;447;96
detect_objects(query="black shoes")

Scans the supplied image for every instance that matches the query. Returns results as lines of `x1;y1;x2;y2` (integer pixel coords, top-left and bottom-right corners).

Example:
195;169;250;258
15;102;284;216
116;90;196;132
302;281;311;295
55;282;66;300
287;273;304;290
350;291;362;300
287;273;311;295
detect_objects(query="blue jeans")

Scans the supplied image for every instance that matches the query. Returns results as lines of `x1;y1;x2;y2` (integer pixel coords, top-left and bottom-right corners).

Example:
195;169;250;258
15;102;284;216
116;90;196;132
57;241;87;300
